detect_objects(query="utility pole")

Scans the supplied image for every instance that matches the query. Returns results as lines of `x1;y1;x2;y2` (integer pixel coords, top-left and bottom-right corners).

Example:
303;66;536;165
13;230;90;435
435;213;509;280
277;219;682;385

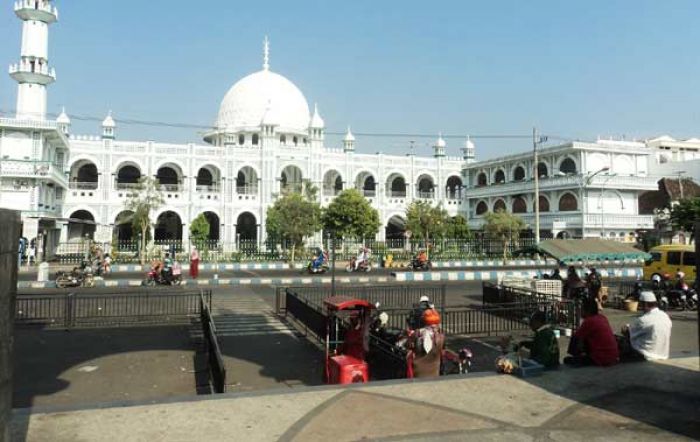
678;170;686;200
533;127;540;244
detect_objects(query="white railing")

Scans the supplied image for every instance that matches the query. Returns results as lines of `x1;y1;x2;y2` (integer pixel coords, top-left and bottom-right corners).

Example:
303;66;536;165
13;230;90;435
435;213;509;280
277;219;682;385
236;185;258;195
386;190;407;198
584;214;654;228
14;0;58;18
115;182;140;191
113;144;146;154
323;188;342;197
362;189;376;197
158;184;183;192
155;146;188;155
0;159;66;184
416;191;435;199
69;182;98;190
196;185;220;193
9;62;56;79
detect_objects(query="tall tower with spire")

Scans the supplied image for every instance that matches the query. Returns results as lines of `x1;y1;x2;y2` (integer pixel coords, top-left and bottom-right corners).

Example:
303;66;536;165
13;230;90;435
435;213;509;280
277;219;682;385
10;0;58;121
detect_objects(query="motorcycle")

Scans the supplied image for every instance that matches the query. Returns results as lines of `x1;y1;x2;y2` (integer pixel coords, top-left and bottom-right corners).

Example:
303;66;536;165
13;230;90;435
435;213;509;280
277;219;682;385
142;267;182;286
441;347;474;375
306;252;330;274
55;264;95;288
346;257;372;273
410;258;432;271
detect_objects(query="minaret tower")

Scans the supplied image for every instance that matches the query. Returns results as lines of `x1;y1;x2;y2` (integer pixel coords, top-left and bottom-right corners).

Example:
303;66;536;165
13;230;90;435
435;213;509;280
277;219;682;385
10;0;58;121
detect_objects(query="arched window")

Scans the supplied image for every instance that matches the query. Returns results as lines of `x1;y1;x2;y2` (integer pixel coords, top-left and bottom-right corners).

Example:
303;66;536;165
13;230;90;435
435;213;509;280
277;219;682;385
475;201;488;215
252;134;259;145
494;199;506;212
558;193;578;211
477;172;487;187
494;169;506;184
238;134;245;146
539;196;550;212
513;166;525;181
512;197;527;213
559;158;577;175
280;135;286;145
537;162;548;178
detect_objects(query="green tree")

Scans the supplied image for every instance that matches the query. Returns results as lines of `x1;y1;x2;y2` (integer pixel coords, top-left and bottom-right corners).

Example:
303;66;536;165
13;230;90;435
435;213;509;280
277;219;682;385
669;197;700;240
405;201;449;257
189;213;211;250
445;215;471;240
125;177;164;265
484;210;526;262
322;189;381;240
266;192;322;261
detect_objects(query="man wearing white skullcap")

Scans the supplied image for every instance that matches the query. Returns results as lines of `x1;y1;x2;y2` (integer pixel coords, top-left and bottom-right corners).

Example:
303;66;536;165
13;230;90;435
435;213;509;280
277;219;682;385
620;291;672;361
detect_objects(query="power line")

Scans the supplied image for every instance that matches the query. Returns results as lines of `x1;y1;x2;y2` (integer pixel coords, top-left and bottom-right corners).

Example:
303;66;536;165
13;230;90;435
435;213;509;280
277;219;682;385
0;107;584;143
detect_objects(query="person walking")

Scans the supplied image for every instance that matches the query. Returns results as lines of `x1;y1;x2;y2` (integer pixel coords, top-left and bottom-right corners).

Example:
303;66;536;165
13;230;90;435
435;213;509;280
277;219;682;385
190;246;200;279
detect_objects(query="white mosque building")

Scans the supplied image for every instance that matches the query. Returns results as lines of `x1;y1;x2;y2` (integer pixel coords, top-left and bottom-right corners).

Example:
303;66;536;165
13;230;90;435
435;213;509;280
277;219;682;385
1;1;697;259
0;1;468;259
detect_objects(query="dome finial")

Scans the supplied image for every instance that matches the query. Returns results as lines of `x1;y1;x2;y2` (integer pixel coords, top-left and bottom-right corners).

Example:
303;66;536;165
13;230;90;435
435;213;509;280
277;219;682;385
263;36;270;71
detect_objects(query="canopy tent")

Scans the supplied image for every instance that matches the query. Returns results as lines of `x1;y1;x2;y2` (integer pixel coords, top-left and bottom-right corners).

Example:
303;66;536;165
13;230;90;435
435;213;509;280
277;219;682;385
536;239;651;264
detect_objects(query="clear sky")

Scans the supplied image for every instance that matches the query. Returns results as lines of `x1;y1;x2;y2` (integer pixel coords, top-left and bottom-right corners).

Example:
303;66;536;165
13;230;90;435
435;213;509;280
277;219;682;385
1;1;698;159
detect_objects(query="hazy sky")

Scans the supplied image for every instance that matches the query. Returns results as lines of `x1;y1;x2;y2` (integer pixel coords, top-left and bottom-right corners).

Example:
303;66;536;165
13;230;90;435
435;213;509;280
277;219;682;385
0;1;698;159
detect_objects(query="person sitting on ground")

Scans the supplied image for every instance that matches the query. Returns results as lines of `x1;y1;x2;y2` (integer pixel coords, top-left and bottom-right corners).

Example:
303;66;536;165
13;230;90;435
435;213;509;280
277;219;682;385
408;295;432;330
518;311;560;369
565;298;619;367
550;268;563;281
564;266;586;299
618;291;672;361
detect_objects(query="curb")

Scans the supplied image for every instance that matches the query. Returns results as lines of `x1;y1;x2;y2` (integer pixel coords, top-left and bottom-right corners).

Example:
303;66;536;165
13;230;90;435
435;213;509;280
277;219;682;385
392;267;643;282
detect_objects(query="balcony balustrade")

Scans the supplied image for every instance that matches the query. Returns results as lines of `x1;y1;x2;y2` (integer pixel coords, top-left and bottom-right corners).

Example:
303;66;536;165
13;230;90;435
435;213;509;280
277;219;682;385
69;181;98;190
236;185;258;195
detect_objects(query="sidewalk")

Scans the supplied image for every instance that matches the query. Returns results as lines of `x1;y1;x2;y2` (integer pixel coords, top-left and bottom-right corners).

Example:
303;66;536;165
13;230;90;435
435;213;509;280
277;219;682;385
11;356;699;441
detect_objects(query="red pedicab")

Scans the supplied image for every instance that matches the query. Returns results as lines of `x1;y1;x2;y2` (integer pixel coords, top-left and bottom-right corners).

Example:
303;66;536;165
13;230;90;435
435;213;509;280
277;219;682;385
323;296;375;384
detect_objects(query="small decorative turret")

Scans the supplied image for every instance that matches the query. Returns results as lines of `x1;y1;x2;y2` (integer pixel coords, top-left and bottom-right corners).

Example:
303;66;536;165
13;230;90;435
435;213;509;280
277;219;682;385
102;111;115;140
462;136;475;163
343;126;355;152
56;106;70;135
433;133;446;158
309;103;324;146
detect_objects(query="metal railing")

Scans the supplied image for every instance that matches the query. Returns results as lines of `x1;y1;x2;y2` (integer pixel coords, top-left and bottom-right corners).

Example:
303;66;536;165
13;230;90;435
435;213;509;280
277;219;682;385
15;290;212;329
276;285;447;315
69;181;98;190
236;185;258;195
199;293;226;393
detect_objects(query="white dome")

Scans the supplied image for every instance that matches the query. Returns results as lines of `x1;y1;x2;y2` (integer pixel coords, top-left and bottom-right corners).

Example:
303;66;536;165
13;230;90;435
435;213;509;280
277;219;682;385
216;69;310;134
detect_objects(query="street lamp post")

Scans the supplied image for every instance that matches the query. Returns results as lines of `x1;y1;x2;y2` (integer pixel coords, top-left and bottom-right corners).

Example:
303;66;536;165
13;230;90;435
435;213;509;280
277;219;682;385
578;166;610;238
677;170;686;200
598;173;618;238
533;128;548;244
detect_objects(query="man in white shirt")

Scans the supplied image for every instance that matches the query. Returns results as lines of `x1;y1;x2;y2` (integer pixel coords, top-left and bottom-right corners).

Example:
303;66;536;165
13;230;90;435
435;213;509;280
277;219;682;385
620;291;672;361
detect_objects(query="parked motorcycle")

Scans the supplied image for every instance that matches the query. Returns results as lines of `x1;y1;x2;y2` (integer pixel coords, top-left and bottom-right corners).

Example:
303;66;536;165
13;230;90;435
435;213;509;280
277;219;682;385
346;257;372;273
55;264;95;288
306;262;330;274
410;258;432;271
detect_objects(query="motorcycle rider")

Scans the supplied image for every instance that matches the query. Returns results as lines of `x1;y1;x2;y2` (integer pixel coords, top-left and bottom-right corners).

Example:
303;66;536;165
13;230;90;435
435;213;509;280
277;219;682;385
408;295;432;330
414;249;428;268
354;247;370;270
162;252;174;283
311;247;327;270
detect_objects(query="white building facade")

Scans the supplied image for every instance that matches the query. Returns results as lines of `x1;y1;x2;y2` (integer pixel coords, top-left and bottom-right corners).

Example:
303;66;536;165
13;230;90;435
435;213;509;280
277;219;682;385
0;2;468;254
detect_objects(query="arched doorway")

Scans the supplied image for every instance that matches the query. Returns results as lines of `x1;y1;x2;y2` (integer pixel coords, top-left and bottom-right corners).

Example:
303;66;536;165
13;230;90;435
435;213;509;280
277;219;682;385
355;171;376;197
67;210;96;240
513;166;525;181
559;158;577;175
236;166;259;194
385;215;407;246
386;173;407;198
494;199;506;212
281;165;303;193
446;176;462;199
494;169;506;184
416;175;435;198
236;212;258;242
155;211;183;241
512;197;527;213
69;160;98;189
203;211;220;241
156;165;181;189
113;210;134;242
116;164;141;189
323;170;343;196
558;193;578;212
475;201;488;216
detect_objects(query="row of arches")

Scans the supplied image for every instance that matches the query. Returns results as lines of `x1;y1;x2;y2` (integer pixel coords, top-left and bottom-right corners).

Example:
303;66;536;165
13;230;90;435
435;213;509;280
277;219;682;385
475;158;578;187
69;160;464;199
474;193;579;215
67;210;259;242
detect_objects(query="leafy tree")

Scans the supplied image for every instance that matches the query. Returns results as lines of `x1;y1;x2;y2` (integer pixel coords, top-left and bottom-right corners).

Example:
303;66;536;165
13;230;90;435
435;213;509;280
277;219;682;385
484;210;526;262
189;213;211;250
445;215;471;240
405;201;449;256
322;189;381;240
125;177;164;265
266;192;322;261
669;197;700;239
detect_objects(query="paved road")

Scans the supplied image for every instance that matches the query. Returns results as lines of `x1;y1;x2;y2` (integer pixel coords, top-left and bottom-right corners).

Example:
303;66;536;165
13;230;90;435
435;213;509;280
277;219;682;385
17;264;557;282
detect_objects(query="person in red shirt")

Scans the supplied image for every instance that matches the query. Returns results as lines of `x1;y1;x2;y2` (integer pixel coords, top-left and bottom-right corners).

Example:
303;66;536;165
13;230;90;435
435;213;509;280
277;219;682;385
565;298;619;367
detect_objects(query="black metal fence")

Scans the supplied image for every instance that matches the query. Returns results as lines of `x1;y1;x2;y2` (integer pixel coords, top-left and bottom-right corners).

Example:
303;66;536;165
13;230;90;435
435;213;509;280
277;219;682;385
15;291;212;329
199;293;226;394
482;282;560;305
275;285;447;315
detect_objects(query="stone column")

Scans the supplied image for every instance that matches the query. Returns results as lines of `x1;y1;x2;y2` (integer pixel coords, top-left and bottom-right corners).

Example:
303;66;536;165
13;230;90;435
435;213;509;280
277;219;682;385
0;209;20;442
